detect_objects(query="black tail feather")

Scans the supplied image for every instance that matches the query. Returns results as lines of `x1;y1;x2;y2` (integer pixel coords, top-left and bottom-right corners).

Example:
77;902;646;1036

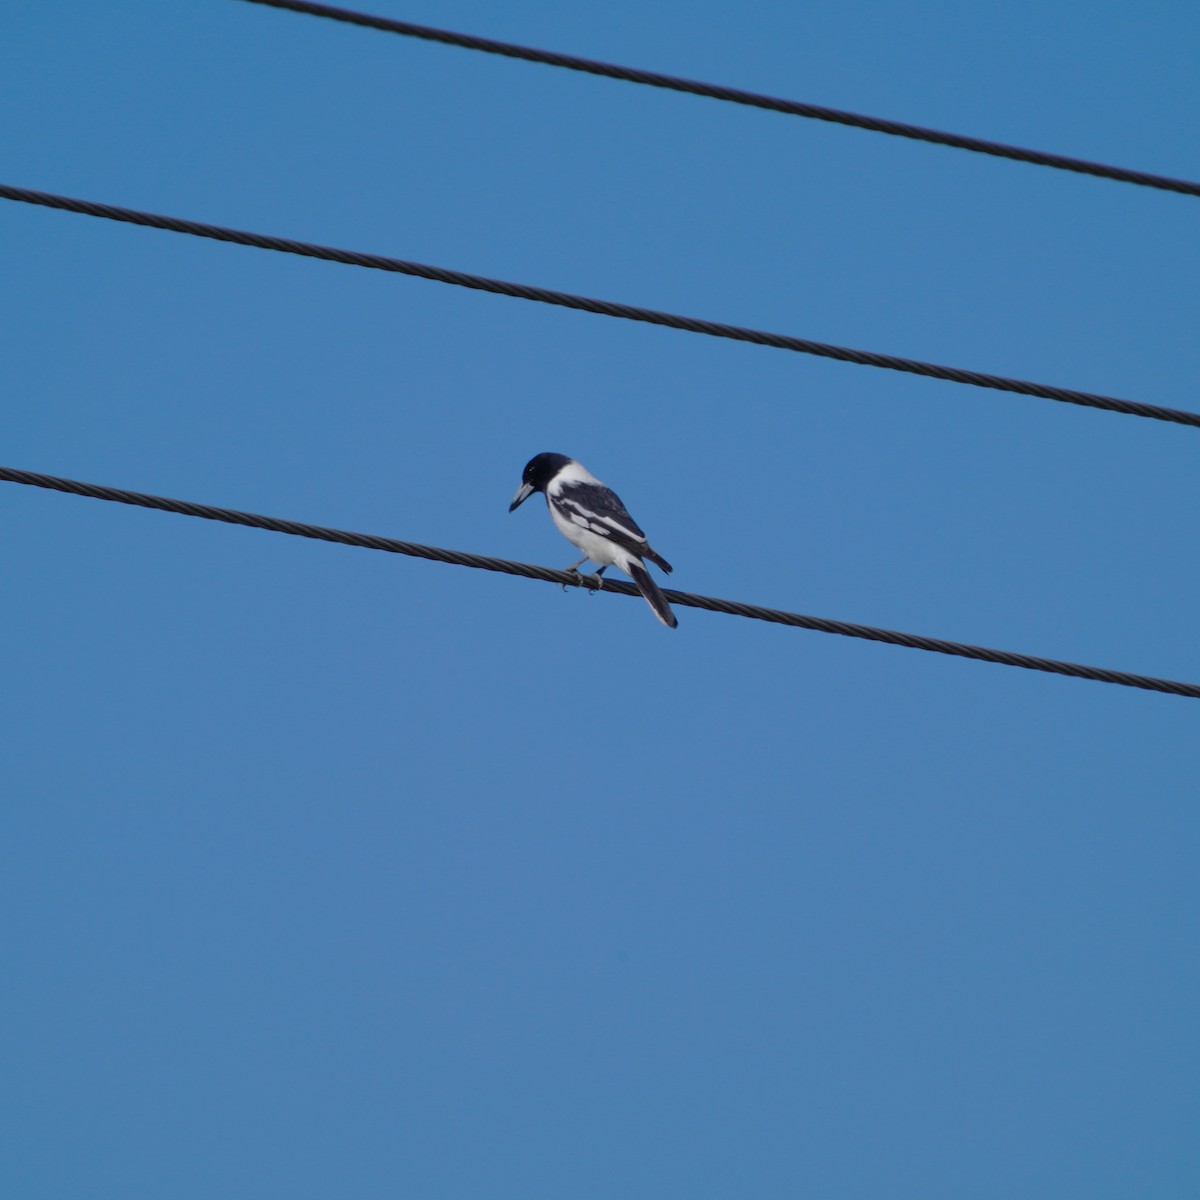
643;546;672;574
629;560;678;629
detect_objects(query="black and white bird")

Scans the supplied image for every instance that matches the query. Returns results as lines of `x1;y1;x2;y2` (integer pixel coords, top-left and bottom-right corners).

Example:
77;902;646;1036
509;452;678;629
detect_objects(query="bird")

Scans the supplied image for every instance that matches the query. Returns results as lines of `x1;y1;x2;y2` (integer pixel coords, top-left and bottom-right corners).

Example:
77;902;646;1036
509;452;678;628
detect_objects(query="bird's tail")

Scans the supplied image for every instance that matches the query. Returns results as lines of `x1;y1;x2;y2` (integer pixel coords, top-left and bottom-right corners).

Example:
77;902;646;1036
643;546;672;574
629;559;678;629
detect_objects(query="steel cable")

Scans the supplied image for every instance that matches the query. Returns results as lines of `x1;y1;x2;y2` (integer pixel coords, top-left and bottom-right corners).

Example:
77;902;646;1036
2;183;1196;429
3;464;1197;699
237;0;1200;199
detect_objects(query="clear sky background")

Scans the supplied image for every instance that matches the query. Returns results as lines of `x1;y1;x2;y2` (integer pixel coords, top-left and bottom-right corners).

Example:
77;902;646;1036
3;2;1198;1196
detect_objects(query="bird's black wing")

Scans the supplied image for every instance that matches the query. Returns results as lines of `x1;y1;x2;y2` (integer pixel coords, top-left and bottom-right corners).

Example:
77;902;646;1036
553;480;649;556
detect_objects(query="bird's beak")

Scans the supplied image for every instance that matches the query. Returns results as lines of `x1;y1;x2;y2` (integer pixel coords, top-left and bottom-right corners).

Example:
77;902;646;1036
509;482;534;512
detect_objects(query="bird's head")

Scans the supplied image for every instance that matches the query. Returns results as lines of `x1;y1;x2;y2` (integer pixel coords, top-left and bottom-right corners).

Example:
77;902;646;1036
509;452;573;511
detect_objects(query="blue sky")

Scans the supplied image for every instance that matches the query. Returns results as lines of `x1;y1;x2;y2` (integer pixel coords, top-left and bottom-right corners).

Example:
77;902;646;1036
3;1;1199;1196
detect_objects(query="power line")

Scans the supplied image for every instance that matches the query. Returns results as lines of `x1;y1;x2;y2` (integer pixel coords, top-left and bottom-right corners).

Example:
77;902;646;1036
236;0;1200;200
3;183;1196;430
2;463;1197;700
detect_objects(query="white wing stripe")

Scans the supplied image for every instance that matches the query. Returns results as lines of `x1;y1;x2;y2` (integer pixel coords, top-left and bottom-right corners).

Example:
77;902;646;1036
558;499;645;544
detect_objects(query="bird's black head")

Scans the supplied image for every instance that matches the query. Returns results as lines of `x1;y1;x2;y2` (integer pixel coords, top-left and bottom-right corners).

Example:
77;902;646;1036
521;452;573;492
509;452;573;513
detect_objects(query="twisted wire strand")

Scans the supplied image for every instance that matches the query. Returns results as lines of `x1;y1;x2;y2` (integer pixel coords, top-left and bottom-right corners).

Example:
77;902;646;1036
3;464;1197;699
237;0;1200;199
3;183;1196;429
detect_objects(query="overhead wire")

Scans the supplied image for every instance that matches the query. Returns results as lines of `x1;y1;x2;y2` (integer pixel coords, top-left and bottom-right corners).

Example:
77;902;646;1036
3;183;1196;430
5;19;1190;698
2;464;1197;700
236;0;1200;199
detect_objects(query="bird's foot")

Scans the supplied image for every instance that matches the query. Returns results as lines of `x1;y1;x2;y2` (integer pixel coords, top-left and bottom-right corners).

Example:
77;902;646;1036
561;565;606;593
561;558;590;592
